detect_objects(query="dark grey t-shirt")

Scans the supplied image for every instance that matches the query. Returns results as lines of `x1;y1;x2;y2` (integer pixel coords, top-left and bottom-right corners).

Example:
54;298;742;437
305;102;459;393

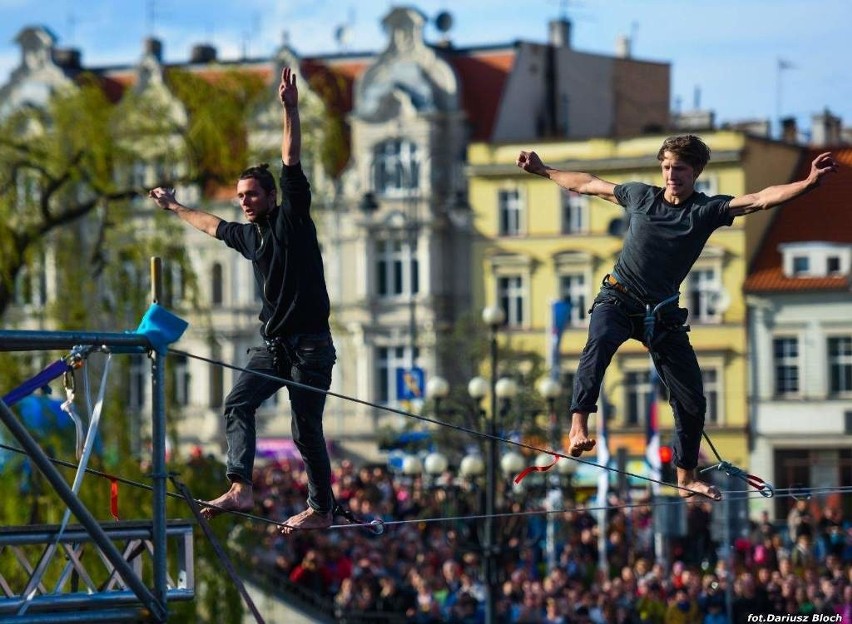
612;182;734;302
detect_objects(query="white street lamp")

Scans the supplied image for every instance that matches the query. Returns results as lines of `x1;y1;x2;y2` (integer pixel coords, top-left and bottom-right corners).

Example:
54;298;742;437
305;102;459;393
481;305;505;328
495;377;518;400
424;451;449;476
500;451;526;478
401;454;423;476
459;454;485;478
537;377;562;400
426;375;449;400
467;376;489;401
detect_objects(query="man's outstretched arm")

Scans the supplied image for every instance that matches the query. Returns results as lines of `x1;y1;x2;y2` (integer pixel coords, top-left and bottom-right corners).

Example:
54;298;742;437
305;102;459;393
148;187;222;237
516;150;618;204
728;151;838;216
279;66;301;166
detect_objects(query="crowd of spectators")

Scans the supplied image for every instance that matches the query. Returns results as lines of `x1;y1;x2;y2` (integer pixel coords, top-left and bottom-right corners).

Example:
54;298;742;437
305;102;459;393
238;455;852;623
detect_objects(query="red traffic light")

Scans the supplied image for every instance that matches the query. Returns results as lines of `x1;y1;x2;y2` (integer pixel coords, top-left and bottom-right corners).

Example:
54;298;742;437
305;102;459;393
659;445;673;463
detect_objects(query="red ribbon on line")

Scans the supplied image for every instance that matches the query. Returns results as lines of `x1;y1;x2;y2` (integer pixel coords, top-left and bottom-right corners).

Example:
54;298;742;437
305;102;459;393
514;455;561;484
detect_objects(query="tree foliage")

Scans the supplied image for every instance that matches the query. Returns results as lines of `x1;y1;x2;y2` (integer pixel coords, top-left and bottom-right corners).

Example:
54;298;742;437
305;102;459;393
0;65;279;623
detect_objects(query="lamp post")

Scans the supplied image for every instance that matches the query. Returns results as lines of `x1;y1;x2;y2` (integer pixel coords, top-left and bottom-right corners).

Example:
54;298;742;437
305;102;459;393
405;184;419;373
481;304;507;624
537;376;564;574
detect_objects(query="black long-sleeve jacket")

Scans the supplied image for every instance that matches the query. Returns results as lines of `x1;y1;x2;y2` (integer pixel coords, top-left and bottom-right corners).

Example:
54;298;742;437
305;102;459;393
215;162;330;339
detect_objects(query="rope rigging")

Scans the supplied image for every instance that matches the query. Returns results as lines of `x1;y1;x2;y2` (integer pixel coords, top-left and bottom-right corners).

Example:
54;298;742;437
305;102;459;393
0;340;810;536
168;347;772;501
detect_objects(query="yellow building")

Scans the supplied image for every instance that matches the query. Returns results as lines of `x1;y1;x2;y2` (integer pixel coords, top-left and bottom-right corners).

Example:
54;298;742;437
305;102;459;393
467;132;802;484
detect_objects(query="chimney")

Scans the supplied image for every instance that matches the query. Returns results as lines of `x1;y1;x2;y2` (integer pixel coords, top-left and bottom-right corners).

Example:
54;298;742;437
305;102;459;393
548;18;571;48
781;117;798;143
53;47;81;70
145;37;163;62
811;108;841;147
190;44;217;64
615;34;631;58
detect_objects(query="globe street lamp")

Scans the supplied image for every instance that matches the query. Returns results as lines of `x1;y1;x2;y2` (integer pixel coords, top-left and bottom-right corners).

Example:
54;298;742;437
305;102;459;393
426;375;450;421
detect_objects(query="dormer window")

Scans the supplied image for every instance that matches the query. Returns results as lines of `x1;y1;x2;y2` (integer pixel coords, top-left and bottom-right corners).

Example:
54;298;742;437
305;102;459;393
780;242;851;278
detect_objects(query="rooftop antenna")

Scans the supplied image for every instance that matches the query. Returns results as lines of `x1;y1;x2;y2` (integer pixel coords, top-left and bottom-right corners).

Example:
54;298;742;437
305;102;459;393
145;0;158;36
66;13;76;46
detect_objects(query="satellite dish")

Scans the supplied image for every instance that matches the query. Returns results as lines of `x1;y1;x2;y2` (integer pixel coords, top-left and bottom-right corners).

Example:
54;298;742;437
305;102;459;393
435;11;453;33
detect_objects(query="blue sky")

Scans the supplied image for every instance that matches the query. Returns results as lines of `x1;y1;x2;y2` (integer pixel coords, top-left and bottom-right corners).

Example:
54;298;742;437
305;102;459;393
1;0;849;138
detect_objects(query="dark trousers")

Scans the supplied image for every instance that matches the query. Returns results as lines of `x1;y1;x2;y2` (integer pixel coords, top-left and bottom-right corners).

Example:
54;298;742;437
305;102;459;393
570;287;706;470
223;332;336;513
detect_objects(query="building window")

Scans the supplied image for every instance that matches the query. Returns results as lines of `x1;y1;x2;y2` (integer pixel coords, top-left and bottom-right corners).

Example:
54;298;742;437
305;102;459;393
498;189;522;236
13;263;47;308
773;337;800;396
828;336;852;396
792;256;809;276
497;275;525;327
209;361;223;408
559;274;588;325
561;191;589;234
161;262;185;308
625;371;652;427
171;354;190;407
376;238;418;298
828;256;841;274
15;171;41;211
560;371;576;401
377;346;419;404
703;368;720;425
130;161;148;189
694;176;718;196
373;139;419;196
129;355;147;411
686;268;722;323
211;262;223;306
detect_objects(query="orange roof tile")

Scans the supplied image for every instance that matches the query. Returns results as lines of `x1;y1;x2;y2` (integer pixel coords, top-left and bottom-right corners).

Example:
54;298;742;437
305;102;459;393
744;147;852;293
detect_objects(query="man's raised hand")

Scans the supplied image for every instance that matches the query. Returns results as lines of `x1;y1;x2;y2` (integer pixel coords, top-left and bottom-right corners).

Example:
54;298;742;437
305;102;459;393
279;66;298;109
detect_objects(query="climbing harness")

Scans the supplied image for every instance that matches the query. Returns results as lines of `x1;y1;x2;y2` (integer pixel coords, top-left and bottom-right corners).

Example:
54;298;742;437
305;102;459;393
605;272;683;348
642;294;681;348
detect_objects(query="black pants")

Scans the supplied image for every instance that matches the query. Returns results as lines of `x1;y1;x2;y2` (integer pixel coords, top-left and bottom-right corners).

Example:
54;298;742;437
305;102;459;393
570;286;706;470
223;332;336;513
